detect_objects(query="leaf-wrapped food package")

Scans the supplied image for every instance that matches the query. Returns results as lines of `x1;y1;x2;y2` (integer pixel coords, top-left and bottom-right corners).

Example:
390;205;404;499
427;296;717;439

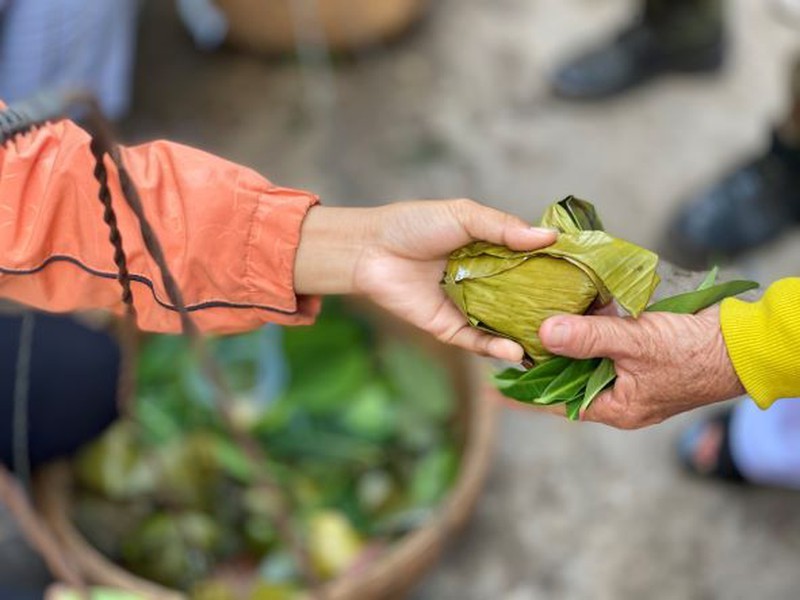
442;197;660;363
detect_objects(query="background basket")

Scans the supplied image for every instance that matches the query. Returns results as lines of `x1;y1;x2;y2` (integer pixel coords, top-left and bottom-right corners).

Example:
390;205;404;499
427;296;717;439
215;0;430;54
34;301;497;600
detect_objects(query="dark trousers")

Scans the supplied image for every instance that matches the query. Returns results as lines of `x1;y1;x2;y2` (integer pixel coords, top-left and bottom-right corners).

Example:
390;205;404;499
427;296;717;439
0;312;120;468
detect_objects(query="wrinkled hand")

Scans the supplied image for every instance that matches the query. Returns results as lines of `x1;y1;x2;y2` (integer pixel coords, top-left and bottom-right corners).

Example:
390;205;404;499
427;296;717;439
538;307;746;429
295;200;556;361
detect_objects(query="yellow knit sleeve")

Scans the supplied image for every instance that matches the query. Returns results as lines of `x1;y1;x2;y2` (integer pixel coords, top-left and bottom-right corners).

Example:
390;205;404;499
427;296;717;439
720;278;800;409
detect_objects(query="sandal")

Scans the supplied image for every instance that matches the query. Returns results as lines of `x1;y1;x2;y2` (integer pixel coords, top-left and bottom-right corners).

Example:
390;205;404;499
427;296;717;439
677;409;745;483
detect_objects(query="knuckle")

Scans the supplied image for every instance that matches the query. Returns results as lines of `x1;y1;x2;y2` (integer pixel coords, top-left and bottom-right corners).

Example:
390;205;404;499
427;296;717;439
477;338;494;357
605;387;641;430
436;327;458;344
454;198;477;214
576;323;601;356
630;318;662;358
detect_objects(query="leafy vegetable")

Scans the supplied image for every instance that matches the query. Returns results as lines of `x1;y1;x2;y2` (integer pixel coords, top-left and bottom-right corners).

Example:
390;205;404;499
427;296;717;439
537;359;598;405
581;358;616;412
73;301;460;595
645;280;758;315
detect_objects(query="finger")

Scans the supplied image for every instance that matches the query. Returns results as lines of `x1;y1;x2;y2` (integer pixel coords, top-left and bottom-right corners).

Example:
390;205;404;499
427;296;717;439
428;298;525;360
449;326;525;362
452;199;558;251
539;314;635;360
45;585;70;600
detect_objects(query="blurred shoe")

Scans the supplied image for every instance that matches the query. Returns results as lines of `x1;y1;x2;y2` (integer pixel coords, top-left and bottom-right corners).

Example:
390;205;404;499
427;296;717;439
677;409;745;483
663;133;800;269
551;10;725;100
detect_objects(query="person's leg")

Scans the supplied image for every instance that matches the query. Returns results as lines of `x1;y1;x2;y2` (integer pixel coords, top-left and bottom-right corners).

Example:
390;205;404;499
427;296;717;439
0;312;120;469
678;398;800;489
0;0;139;119
729;399;800;489
0;585;43;599
0;312;120;595
664;58;800;268
551;0;725;100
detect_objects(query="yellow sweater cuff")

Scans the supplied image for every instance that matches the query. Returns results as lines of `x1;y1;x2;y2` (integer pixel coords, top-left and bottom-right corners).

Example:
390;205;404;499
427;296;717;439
720;278;800;409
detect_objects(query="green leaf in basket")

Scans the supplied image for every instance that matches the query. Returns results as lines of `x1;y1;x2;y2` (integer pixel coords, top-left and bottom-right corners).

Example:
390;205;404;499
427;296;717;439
581;358;617;414
380;341;454;421
53;588;150;600
645;280;759;315
409;446;459;507
536;358;599;405
212;434;256;484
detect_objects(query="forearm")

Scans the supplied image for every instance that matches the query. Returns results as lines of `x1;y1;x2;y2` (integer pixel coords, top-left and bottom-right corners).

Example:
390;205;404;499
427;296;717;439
0;118;321;332
721;278;800;408
294;206;378;296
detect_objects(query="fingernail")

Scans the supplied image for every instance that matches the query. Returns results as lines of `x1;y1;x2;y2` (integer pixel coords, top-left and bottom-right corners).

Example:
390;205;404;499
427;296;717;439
530;227;559;235
546;322;570;348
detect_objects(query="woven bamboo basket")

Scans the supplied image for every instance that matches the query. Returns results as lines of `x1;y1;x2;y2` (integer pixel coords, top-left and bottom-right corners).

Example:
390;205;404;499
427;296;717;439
33;303;497;600
215;0;430;54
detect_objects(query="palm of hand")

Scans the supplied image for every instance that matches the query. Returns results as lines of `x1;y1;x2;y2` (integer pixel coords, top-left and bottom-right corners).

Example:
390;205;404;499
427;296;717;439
355;201;542;362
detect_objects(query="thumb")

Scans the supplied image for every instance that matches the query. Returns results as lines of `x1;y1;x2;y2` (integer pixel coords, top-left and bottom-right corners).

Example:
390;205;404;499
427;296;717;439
453;199;558;251
539;314;633;360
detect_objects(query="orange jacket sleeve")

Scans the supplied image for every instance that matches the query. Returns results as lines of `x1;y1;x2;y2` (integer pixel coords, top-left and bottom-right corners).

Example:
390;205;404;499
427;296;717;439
0;117;321;333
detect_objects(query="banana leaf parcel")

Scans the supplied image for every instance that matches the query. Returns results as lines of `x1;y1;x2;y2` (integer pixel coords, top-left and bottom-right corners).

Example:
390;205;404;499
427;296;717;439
442;196;660;364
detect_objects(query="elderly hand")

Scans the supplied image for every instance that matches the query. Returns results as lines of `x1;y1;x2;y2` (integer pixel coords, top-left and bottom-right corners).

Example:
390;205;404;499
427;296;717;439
294;199;557;362
538;306;746;429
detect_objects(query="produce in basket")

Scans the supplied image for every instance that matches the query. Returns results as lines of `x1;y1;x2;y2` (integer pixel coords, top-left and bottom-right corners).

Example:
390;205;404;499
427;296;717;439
72;301;460;598
442;197;759;420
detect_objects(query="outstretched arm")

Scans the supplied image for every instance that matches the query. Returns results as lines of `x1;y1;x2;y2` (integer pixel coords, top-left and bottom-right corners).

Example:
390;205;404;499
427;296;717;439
0;116;320;333
0;118;557;360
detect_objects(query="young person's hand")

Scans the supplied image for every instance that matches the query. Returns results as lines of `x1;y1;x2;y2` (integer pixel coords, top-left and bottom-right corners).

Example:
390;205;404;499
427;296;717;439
294;199;557;361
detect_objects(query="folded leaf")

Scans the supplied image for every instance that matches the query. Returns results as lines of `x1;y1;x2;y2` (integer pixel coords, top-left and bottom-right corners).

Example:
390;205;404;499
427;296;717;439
580;358;617;414
645;280;758;315
537;359;599;405
541;196;605;233
493;357;572;401
696;266;719;291
565;397;583;421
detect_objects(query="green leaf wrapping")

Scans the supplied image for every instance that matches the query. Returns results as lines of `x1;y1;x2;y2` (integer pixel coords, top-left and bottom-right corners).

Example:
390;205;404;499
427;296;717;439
442;196;660;363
